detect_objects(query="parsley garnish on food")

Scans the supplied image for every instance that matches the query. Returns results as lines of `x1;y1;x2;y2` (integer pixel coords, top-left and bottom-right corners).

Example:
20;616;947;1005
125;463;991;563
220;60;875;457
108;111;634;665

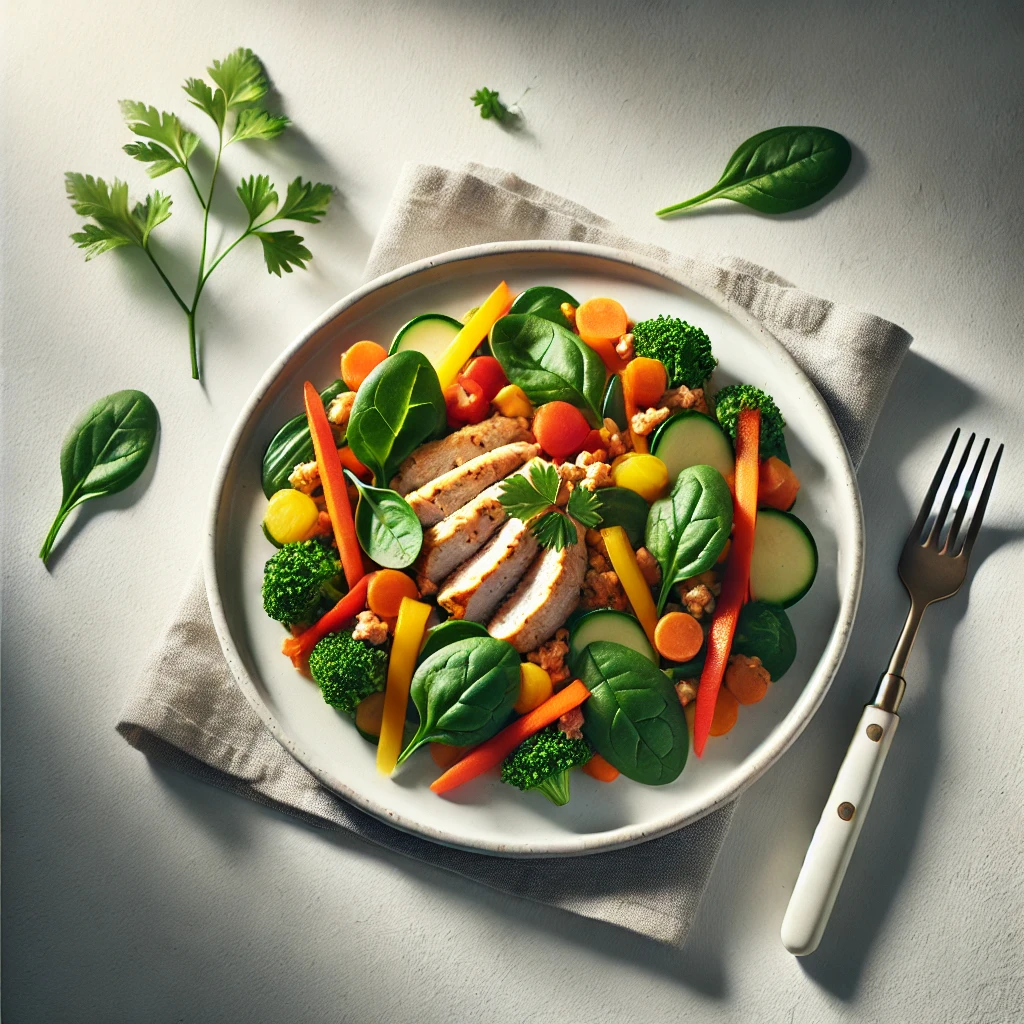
66;48;332;382
471;87;509;121
498;462;602;551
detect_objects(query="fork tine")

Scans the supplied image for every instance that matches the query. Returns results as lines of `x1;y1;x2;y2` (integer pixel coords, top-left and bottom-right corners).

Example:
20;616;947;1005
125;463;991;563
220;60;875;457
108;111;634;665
958;442;1003;560
926;433;975;547
911;429;960;541
943;437;989;553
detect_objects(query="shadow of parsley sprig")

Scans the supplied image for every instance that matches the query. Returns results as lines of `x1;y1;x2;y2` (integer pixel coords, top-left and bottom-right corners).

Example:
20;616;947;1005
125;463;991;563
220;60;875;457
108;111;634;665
498;462;602;551
65;48;332;382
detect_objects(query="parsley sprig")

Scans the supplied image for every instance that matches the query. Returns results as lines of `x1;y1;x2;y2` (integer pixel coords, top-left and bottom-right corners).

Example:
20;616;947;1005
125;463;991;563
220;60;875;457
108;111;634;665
66;48;332;381
498;462;602;551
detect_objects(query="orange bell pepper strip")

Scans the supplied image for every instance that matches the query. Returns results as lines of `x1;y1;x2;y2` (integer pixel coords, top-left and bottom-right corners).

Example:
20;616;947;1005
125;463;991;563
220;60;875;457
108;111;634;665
621;368;648;454
430;680;591;795
693;407;760;757
304;380;364;589
281;574;370;666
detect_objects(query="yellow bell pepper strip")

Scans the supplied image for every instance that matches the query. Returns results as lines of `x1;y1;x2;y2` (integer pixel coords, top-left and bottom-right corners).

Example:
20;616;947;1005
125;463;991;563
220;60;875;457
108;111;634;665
693;407;761;757
377;596;432;774
435;281;514;390
601;525;659;649
304;381;364;589
620;368;648;454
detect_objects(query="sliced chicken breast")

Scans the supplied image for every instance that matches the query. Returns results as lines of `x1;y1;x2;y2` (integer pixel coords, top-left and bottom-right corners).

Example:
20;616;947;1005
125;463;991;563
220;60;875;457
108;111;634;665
390;415;533;495
405;442;540;526
437;517;540;622
487;521;588;653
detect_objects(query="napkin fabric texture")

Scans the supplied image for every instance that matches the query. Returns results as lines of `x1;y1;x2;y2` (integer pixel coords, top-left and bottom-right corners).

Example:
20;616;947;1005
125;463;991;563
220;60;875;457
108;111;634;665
117;162;911;948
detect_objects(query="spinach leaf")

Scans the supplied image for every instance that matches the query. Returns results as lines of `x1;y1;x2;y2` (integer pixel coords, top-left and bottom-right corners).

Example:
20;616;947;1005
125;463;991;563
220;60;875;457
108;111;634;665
577;641;688;785
345;350;446;486
490;313;606;425
345;469;423;569
261;378;347;497
509;285;578;330
593;486;649;549
398;637;521;763
40;389;159;564
733;601;796;680
417;619;490;665
646;464;733;612
656;126;851;217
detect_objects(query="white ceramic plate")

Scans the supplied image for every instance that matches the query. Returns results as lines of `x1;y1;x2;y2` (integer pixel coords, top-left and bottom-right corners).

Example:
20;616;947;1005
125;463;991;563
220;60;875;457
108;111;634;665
205;242;863;857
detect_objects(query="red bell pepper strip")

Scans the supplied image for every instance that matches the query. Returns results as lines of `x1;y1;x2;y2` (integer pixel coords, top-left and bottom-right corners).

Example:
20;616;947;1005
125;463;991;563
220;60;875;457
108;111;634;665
693;407;760;756
304;380;364;589
281;573;370;665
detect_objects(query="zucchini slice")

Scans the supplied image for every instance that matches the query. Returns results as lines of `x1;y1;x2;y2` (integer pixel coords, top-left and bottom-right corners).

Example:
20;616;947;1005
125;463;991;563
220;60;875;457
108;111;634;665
389;314;463;366
749;509;818;607
568;609;657;670
650;410;735;482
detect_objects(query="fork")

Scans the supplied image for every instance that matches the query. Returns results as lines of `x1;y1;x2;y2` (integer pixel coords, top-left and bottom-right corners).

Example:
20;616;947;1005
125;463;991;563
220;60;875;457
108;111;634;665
780;429;1003;956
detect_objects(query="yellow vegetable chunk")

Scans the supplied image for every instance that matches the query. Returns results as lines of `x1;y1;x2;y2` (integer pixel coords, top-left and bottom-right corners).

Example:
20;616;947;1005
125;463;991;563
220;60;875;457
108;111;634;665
515;662;553;714
263;488;320;545
435;281;514;390
377;597;432;774
492;384;533;419
601;526;659;649
611;453;670;502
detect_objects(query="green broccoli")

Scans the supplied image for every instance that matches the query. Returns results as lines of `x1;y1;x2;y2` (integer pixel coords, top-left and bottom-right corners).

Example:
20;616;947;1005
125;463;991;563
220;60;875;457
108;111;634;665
308;631;388;716
713;383;789;462
261;539;344;627
631;315;717;389
501;725;592;806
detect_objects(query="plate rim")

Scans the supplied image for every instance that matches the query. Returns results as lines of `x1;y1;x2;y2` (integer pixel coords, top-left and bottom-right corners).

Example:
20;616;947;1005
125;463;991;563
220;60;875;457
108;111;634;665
204;239;864;857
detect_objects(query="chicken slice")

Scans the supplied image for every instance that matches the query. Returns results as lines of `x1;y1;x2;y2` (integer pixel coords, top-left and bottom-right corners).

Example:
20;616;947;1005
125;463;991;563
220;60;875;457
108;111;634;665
405;442;540;526
487;521;588;653
437;517;540;622
390;415;533;495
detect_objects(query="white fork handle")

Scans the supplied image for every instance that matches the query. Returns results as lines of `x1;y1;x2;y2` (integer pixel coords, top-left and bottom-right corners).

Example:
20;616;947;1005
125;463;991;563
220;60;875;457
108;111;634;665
781;705;899;956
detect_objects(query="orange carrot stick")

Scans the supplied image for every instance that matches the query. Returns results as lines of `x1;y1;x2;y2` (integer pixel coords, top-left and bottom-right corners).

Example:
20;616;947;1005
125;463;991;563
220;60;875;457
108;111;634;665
430;680;591;795
281;573;370;665
621;368;648;454
304;380;364;589
693;407;760;756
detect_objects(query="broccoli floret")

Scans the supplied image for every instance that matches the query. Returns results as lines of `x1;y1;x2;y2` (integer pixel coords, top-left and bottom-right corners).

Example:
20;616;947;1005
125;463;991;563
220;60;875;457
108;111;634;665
501;725;592;806
308;631;388;716
631;315;717;389
262;539;344;627
713;383;789;462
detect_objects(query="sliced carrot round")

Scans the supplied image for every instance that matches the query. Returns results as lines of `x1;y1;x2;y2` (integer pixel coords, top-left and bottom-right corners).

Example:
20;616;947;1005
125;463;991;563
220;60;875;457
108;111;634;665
581;753;620;782
725;656;770;705
576;297;628;343
709;687;739;736
430;743;469;770
367;570;419;618
654;611;705;662
341;340;388;391
623;357;668;408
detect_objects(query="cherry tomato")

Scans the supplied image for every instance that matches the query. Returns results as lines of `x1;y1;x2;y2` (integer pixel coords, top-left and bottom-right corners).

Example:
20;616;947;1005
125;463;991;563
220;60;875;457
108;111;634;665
462;356;508;402
579;429;604;453
444;376;489;426
533;401;591;459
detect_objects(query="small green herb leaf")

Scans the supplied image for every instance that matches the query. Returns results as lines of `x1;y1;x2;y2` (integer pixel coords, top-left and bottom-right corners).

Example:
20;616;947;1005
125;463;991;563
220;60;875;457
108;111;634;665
566;486;602;529
255;229;311;275
471;87;508;121
120;101;199;166
122;141;181;178
346;470;423;569
229;107;290;144
531;510;578;551
132;191;173;244
237;174;278;223
183;77;226;128
657;126;852;217
66;174;171;257
40;389;159;564
208;47;268;108
275;178;333;224
498;462;558;522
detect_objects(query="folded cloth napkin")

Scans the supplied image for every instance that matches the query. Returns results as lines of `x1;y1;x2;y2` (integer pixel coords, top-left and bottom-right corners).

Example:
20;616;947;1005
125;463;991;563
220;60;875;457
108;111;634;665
117;162;911;948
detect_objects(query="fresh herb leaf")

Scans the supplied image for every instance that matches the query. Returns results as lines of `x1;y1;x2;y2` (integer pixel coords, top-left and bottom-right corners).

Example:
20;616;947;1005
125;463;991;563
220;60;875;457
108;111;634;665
183;77;226;128
122;141;182;178
656;126;852;217
498;462;593;551
132;191;173;244
208;47;268;108
40;389;159;564
236;174;278;223
471;87;508;121
255;229;312;275
566;485;602;529
275;178;333;223
229;107;290;144
532;510;578;551
66;174;172;255
120;101;200;168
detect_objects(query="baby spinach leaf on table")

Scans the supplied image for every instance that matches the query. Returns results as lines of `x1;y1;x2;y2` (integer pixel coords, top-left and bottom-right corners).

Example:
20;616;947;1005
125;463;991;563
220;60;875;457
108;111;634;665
490;314;606;425
398;637;521;762
509;286;579;330
261;379;347;497
592;487;649;549
40;389;159;564
656;126;852;217
345;350;446;486
345;470;423;569
733;601;796;680
576;641;688;785
646;464;733;612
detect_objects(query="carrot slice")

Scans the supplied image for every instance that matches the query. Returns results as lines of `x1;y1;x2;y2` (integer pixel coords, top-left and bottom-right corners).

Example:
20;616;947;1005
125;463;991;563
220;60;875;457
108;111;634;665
305;381;364;589
709;687;740;736
367;569;420;618
724;656;770;705
430;743;470;770
582;753;620;783
623;357;667;408
430;680;591;795
654;611;704;662
693;407;760;756
281;574;370;665
341;340;388;391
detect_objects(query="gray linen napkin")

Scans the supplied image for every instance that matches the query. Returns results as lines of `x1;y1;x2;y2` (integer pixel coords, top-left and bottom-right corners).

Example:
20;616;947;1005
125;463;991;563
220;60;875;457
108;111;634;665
117;162;911;948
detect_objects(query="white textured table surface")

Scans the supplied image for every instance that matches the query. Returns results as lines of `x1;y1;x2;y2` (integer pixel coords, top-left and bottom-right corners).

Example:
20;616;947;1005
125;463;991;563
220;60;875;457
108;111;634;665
3;1;1023;1021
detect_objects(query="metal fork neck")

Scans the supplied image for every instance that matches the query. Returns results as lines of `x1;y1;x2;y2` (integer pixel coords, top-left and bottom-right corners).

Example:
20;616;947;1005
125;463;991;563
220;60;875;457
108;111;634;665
872;600;926;713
